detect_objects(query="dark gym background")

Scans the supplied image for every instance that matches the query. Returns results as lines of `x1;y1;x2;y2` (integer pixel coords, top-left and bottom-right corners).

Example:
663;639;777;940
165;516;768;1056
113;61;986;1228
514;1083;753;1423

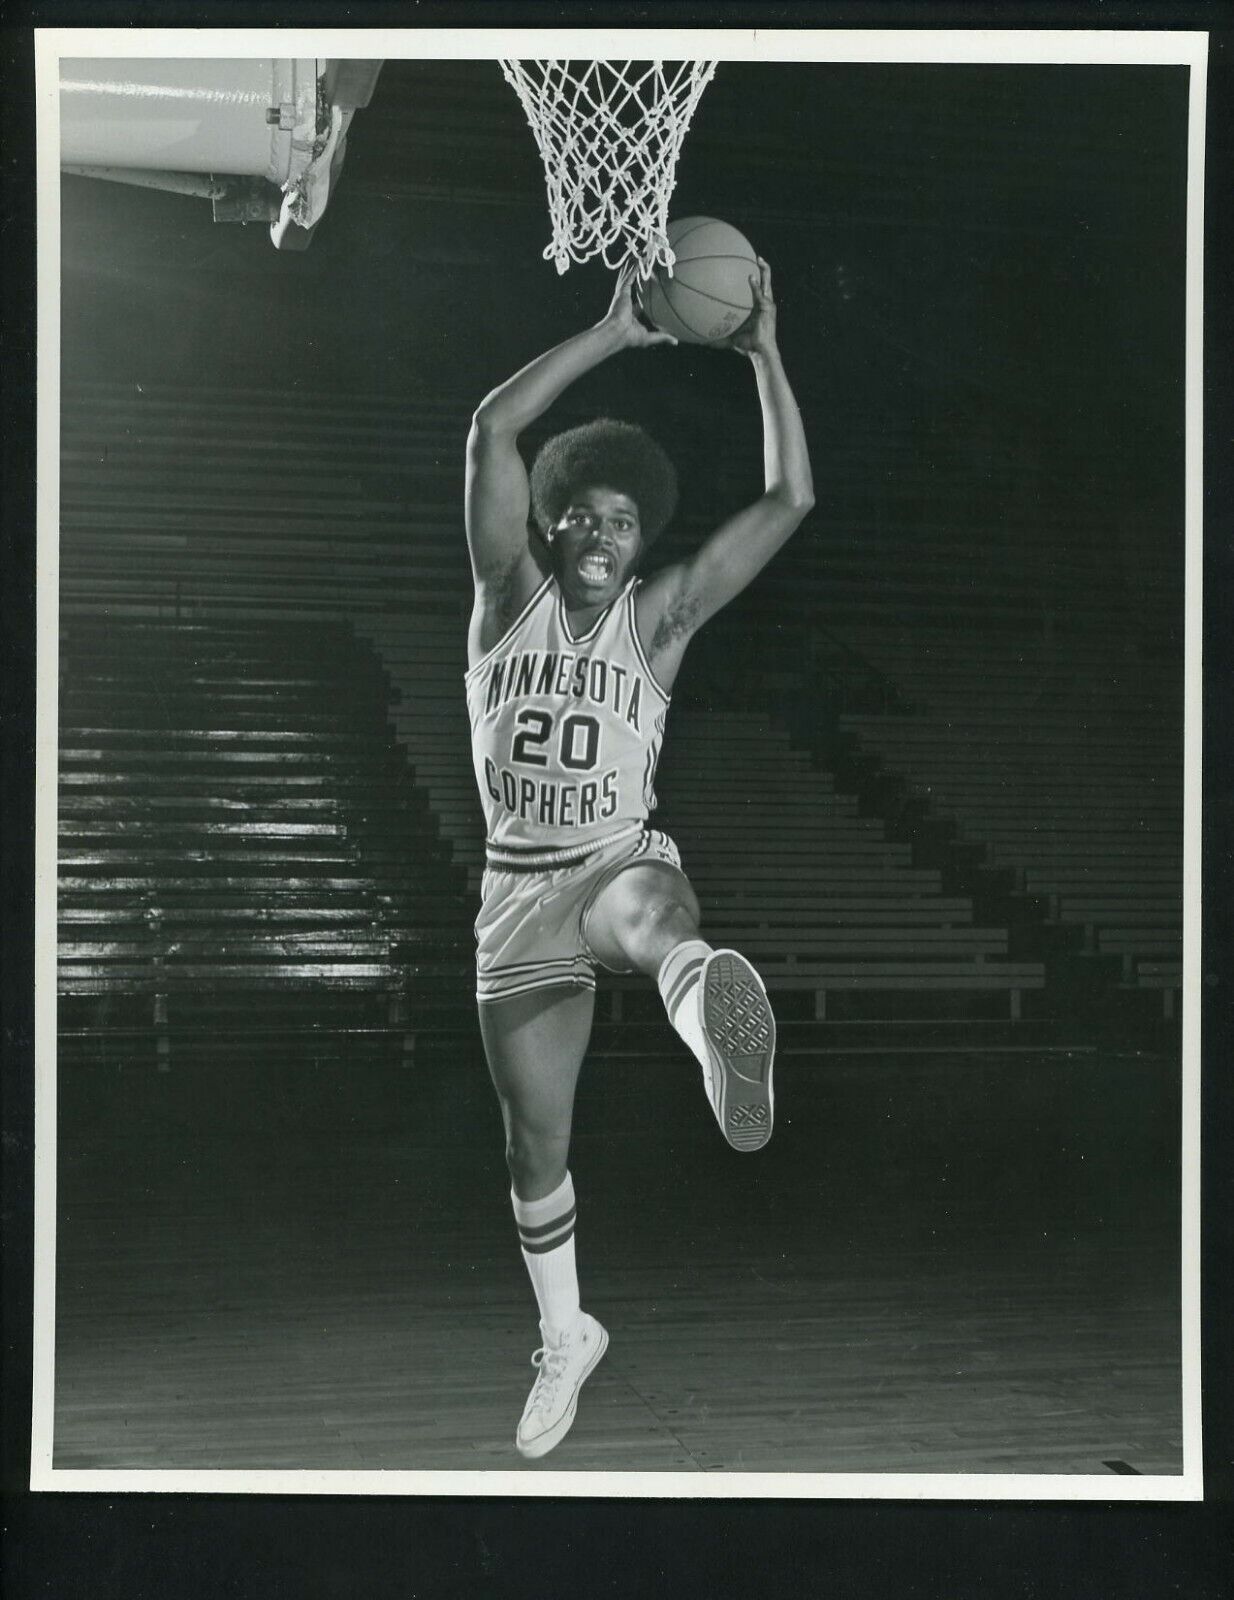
52;57;1191;1475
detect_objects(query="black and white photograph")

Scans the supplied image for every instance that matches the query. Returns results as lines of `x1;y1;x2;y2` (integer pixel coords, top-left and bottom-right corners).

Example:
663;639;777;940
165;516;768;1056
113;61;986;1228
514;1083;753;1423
30;26;1205;1496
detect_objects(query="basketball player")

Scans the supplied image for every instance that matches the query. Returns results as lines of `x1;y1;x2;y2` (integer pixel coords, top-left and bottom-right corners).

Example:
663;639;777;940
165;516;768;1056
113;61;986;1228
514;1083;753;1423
465;258;813;1458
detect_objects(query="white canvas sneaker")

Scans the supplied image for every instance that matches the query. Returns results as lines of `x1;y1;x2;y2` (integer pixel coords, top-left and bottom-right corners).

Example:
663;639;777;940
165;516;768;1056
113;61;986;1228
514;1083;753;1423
698;949;776;1151
515;1312;609;1460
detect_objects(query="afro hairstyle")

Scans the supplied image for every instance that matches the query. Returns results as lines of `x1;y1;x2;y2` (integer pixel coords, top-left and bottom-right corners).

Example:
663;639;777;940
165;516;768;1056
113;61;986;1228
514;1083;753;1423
529;418;678;551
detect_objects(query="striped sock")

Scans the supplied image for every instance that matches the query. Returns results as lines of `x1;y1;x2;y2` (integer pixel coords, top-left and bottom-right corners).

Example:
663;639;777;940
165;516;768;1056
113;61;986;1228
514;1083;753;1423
512;1172;581;1344
657;938;713;1071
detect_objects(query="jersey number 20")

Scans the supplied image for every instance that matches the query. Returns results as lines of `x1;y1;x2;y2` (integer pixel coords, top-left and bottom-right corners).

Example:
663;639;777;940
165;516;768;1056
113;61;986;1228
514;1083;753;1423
511;709;601;772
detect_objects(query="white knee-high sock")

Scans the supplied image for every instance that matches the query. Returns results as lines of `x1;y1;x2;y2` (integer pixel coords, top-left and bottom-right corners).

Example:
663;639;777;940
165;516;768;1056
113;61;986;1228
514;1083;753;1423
511;1172;581;1344
657;938;713;1070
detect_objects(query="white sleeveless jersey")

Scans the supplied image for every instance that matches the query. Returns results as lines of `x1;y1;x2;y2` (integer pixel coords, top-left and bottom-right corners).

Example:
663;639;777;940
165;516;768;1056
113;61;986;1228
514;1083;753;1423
465;576;670;859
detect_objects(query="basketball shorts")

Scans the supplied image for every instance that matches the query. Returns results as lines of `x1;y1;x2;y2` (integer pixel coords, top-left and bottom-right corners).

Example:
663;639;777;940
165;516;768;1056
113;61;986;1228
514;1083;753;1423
474;828;683;1004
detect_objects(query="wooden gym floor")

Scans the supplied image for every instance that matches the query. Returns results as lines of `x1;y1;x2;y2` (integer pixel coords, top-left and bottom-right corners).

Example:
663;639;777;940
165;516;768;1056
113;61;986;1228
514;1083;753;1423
52;1032;1183;1476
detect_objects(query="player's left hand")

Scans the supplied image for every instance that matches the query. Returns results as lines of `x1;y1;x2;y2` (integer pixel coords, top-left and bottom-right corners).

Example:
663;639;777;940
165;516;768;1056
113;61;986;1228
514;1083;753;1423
724;257;778;357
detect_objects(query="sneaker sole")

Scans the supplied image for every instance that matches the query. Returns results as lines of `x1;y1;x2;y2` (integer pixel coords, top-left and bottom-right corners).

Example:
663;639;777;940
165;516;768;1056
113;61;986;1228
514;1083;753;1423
701;950;776;1152
515;1321;609;1460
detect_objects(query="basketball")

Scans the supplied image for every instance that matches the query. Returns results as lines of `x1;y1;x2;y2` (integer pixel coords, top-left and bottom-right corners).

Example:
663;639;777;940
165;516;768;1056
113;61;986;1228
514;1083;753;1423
638;216;759;345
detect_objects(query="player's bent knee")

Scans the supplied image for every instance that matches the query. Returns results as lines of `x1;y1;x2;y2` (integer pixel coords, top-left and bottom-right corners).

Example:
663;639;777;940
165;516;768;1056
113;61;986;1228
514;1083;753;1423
646;865;701;928
605;888;700;971
629;870;700;939
588;864;700;965
634;891;697;943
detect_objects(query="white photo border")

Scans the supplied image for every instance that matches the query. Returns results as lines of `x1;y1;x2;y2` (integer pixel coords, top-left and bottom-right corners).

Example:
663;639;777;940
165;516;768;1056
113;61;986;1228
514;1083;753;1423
30;23;1208;1501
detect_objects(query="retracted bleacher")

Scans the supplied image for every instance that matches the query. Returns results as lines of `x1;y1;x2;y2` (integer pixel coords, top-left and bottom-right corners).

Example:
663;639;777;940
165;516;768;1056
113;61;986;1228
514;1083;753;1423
826;627;1183;1019
653;713;1043;1021
58;617;474;1060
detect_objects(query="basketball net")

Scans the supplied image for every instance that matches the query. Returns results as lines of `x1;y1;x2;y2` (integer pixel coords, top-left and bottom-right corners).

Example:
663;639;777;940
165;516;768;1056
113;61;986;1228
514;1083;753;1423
499;58;718;277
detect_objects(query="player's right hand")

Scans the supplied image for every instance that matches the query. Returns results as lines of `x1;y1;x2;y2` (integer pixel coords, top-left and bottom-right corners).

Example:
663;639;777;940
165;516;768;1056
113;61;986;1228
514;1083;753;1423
599;263;678;349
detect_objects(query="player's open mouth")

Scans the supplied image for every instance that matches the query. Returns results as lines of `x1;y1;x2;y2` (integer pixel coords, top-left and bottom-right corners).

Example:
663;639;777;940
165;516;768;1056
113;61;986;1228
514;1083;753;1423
577;551;615;585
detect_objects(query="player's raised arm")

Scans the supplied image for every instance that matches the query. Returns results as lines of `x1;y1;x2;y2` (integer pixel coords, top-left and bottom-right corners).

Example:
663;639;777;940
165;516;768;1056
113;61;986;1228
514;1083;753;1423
465;268;676;596
638;259;814;661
